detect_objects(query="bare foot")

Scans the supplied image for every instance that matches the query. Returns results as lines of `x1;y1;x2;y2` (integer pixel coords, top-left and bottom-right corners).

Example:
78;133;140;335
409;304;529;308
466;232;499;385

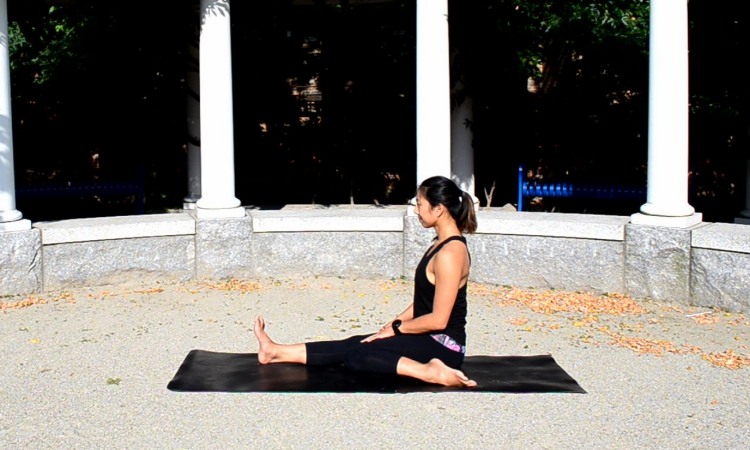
425;358;478;388
253;315;277;364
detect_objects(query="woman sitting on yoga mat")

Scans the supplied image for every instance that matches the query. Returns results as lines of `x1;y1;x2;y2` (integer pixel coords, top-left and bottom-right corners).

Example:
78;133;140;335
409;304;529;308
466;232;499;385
254;175;478;387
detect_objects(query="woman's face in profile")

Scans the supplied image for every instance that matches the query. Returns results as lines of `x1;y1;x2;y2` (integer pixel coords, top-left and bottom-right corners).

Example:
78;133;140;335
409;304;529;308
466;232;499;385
414;192;438;228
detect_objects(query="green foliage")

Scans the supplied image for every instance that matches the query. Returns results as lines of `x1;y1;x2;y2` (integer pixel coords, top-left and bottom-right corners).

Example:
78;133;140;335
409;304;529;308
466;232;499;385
9;5;84;86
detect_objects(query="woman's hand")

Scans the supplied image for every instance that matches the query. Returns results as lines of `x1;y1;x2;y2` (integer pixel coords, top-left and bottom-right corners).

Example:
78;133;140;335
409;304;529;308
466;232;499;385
360;321;396;343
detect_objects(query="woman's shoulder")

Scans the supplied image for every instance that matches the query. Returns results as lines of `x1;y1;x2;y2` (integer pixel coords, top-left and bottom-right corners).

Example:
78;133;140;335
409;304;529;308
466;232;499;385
442;235;467;249
434;238;469;261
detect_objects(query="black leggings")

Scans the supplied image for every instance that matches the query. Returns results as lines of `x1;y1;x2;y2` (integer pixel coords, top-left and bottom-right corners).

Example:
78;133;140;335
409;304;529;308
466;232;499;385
305;334;465;375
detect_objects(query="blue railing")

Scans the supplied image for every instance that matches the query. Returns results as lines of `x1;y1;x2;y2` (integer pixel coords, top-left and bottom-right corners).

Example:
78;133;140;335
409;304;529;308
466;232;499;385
16;165;146;215
517;165;645;211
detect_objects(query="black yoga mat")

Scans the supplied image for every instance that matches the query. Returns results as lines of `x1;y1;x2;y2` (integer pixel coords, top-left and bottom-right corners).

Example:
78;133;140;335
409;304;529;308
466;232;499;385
167;350;586;394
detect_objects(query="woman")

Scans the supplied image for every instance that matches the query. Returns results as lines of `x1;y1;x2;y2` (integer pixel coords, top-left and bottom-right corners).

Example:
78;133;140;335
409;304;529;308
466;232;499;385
253;176;478;387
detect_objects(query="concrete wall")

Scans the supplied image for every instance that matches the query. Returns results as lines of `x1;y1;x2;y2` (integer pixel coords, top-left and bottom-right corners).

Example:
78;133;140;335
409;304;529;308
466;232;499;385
2;205;748;314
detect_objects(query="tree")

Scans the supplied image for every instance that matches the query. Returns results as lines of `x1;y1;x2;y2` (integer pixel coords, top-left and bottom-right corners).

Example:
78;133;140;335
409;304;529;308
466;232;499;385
449;0;650;210
687;0;750;222
9;1;192;219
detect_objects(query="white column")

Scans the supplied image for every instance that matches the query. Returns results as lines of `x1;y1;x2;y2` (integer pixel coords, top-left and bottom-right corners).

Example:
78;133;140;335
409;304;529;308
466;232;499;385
416;0;451;186
184;24;201;209
735;159;750;223
631;0;701;227
742;158;750;217
0;0;30;232
451;94;478;206
195;0;244;218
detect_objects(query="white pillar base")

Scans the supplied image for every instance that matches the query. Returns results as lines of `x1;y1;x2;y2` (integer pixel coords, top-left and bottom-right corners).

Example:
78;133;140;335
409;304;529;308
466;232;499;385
0;209;23;222
183;198;198;210
639;201;695;217
630;212;702;228
0;218;31;232
196;206;246;219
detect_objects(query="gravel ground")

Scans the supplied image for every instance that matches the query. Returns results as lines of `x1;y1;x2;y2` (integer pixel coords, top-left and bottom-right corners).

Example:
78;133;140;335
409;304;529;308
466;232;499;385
1;276;748;450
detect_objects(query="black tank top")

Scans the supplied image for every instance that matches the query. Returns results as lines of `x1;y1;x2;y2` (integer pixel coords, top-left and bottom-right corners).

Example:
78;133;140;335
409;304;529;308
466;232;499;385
413;235;469;345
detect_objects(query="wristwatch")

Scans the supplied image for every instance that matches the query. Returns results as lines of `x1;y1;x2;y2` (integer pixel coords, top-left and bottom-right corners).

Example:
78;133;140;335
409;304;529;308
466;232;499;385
391;319;403;335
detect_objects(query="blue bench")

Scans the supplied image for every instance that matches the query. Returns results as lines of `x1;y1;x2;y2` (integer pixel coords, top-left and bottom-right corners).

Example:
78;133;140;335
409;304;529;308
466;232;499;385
516;165;645;212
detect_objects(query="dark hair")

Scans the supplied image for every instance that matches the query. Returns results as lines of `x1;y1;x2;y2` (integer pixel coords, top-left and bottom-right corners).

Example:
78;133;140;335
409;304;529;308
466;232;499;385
418;176;477;234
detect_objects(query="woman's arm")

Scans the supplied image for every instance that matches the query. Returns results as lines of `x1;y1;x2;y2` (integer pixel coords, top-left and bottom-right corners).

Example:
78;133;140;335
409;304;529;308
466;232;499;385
362;303;415;343
380;304;414;333
395;304;414;321
361;241;468;343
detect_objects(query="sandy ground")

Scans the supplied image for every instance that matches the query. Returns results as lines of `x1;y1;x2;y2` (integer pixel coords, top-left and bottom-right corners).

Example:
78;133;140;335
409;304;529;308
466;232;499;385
1;276;748;450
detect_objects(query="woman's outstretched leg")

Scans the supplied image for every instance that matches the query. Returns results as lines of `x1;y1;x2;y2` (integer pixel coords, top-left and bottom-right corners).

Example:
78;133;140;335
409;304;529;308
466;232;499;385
253;315;307;364
397;357;477;388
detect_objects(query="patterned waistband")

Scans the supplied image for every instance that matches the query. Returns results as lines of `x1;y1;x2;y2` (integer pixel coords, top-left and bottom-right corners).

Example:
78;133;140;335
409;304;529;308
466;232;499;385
431;333;466;354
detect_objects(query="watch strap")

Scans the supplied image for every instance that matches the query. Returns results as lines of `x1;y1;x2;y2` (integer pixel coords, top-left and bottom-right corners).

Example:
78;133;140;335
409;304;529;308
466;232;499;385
391;319;403;335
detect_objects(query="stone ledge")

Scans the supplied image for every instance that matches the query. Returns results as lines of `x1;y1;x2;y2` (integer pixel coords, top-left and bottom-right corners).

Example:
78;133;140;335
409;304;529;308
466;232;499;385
248;206;630;240
0;218;32;232
476;210;629;241
692;222;750;254
34;213;195;244
249;205;407;232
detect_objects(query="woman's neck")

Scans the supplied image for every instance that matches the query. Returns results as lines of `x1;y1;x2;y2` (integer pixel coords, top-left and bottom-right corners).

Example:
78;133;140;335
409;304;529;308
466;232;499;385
434;223;462;242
